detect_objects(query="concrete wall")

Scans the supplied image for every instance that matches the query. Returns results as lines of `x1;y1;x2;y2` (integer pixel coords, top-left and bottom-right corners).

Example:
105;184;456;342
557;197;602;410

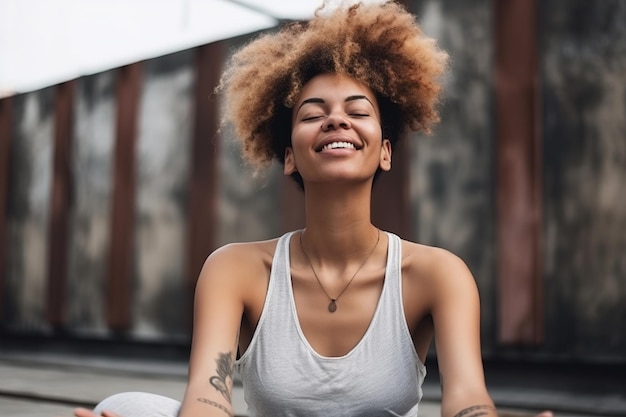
4;89;55;333
541;0;626;361
407;0;626;361
408;0;498;351
1;0;625;363
66;71;116;335
216;37;283;246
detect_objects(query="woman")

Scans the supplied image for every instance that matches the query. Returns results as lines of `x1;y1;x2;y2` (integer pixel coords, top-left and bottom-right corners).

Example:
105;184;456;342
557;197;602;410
76;2;551;417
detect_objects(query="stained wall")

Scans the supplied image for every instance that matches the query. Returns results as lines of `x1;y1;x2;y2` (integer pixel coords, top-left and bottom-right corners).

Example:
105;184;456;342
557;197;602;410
1;0;625;363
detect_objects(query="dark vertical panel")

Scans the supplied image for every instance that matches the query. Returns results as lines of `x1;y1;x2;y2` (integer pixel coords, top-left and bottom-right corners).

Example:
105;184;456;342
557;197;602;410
47;81;75;327
495;0;543;344
0;97;13;322
372;139;410;238
280;177;305;233
407;0;496;350
541;0;626;359
188;43;221;296
107;63;142;331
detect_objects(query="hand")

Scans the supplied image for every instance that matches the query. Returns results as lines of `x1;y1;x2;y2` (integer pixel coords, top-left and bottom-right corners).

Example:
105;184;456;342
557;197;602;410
73;408;123;417
535;412;553;417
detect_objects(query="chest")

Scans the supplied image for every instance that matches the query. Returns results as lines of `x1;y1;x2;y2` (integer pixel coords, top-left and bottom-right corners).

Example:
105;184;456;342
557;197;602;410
240;263;431;360
239;343;423;417
236;255;426;417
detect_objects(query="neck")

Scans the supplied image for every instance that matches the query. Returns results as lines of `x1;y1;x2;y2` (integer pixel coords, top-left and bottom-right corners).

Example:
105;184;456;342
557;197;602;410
301;181;377;262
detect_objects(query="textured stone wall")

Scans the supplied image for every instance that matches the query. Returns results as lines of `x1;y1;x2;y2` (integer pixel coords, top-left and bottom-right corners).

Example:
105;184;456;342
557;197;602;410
131;51;194;339
408;0;497;349
541;0;626;360
2;1;624;362
217;123;282;245
65;71;116;335
4;89;55;332
408;0;626;362
217;35;282;246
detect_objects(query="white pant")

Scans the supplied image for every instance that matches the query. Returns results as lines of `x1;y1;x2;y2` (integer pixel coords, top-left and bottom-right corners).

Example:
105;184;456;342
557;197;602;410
93;392;181;417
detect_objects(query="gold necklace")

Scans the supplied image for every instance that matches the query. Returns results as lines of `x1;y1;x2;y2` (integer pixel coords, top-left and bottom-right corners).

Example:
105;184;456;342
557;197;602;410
299;228;380;313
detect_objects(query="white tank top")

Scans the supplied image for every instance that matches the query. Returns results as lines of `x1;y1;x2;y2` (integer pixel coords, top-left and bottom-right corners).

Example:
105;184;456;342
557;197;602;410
236;231;426;417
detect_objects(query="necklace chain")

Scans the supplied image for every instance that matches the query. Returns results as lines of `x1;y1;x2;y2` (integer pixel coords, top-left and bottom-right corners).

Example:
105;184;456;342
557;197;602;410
299;228;380;313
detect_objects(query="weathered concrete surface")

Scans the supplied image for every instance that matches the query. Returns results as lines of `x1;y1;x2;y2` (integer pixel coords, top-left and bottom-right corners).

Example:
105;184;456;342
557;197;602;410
65;71;116;335
217;36;283;247
2;0;625;368
408;0;498;349
4;89;55;333
541;0;626;360
132;51;194;338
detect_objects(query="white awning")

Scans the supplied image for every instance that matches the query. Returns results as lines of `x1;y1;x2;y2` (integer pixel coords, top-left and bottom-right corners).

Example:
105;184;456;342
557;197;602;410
0;0;337;96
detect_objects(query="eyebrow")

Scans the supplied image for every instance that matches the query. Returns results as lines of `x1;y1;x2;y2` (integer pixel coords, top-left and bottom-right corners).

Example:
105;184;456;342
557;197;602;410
297;95;374;111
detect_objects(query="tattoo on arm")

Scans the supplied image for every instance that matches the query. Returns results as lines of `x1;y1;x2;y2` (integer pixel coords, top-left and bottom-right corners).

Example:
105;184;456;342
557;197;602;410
197;397;234;417
209;351;235;402
453;405;497;417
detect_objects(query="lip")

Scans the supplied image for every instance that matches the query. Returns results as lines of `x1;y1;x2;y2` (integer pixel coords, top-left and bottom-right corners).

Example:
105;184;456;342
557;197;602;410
315;136;362;152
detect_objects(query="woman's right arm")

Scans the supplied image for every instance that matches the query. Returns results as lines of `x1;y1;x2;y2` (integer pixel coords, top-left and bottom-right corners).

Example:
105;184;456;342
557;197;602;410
178;244;248;417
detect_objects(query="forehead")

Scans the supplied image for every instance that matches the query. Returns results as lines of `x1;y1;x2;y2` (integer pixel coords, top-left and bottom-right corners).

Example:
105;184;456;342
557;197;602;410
295;73;379;109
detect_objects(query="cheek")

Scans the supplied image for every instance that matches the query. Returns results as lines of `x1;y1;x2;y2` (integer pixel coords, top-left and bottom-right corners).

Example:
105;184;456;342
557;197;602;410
363;123;384;144
290;125;316;148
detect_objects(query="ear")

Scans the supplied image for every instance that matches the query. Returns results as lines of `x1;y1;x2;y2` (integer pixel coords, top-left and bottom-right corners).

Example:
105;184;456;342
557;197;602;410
379;139;392;172
284;147;298;175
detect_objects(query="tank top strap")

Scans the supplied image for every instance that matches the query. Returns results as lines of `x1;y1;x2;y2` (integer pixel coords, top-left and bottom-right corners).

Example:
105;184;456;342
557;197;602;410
241;230;297;356
273;230;296;276
269;230;298;305
382;231;402;303
375;232;413;342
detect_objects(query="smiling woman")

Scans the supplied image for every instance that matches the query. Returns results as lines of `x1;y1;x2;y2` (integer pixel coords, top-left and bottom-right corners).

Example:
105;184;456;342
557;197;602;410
284;73;391;187
72;2;552;417
217;0;446;191
219;0;447;173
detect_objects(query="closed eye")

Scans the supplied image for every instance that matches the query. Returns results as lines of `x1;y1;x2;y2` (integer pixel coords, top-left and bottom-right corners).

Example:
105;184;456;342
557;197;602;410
301;115;324;121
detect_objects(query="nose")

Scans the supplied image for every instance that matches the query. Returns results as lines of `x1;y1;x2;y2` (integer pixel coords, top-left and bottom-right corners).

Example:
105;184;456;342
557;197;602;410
321;112;351;131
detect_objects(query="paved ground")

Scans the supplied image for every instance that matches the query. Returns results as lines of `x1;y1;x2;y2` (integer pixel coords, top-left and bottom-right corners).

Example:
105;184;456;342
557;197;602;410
0;349;624;417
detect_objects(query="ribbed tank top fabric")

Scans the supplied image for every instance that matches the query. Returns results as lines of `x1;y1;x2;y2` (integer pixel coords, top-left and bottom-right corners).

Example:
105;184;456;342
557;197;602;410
235;231;426;417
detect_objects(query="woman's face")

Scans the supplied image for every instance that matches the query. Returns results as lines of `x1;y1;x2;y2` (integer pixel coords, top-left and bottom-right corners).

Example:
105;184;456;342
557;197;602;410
285;73;391;186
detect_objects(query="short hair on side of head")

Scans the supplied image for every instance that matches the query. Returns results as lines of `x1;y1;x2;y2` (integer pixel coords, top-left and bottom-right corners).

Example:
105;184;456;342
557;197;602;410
217;0;449;177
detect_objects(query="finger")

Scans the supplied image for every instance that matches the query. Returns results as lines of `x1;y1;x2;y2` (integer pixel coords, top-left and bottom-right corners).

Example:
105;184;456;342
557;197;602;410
73;408;98;417
535;411;553;417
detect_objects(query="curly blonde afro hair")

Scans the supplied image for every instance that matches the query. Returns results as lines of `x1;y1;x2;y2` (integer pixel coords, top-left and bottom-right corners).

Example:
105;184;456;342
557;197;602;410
218;0;448;171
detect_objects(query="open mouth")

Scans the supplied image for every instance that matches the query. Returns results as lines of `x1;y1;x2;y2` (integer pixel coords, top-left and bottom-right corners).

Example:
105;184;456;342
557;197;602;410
318;141;360;152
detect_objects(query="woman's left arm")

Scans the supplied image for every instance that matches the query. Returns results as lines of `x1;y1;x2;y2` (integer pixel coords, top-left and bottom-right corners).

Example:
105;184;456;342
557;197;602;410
427;249;553;417
428;249;497;417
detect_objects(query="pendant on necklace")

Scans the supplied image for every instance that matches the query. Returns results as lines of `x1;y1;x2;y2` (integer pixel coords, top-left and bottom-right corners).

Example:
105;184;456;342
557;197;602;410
328;299;337;313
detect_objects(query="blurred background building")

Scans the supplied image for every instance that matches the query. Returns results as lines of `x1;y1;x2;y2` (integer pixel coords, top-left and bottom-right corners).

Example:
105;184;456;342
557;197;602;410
0;0;625;380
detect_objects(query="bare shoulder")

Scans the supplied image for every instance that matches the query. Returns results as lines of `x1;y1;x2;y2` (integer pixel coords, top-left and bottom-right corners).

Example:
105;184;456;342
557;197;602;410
205;238;278;269
400;239;477;302
197;238;279;290
400;239;472;280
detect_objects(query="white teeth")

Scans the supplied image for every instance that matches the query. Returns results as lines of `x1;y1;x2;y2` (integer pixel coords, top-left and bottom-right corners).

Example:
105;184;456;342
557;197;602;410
321;141;356;151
